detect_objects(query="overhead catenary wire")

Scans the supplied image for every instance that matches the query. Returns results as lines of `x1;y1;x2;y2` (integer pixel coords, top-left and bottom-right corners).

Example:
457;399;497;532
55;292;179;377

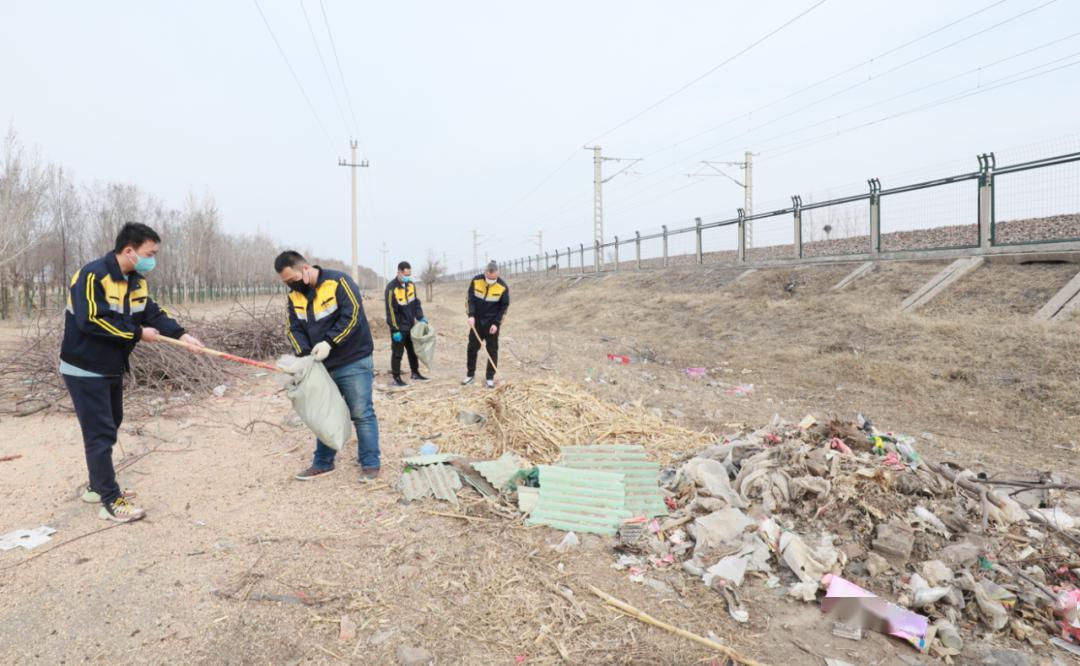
504;0;1033;236
599;0;1064;204
634;0;1013;162
761;53;1080;161
252;0;338;154
483;1;828;229
583;0;829;146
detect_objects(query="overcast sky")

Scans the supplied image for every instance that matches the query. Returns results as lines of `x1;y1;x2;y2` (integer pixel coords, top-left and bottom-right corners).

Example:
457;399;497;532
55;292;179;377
3;0;1078;276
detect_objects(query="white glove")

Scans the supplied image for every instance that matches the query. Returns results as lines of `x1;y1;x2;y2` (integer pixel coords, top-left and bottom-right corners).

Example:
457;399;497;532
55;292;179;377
311;341;332;362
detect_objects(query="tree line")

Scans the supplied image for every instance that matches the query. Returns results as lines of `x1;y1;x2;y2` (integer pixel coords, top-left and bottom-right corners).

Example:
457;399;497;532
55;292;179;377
0;128;383;319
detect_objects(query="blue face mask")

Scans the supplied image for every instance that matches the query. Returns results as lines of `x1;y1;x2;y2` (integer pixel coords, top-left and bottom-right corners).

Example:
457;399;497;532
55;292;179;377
134;254;156;273
400;275;412;283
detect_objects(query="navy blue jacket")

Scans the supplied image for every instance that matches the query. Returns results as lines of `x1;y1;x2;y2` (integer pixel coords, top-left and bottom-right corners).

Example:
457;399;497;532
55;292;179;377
60;253;185;375
465;275;510;328
384;278;425;333
285;267;373;370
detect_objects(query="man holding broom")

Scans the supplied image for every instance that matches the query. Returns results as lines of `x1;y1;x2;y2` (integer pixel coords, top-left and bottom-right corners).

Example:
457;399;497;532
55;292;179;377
274;251;381;482
60;222;203;523
463;260;510;389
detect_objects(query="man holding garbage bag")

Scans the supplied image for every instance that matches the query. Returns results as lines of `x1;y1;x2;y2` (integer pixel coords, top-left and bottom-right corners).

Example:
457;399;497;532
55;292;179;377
384;260;428;387
274;251;381;482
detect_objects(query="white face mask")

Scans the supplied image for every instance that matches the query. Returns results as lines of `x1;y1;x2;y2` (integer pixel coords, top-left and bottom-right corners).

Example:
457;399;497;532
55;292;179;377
485;277;497;285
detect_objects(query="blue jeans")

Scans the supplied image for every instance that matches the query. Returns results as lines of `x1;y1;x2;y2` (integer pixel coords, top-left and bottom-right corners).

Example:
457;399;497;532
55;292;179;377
312;355;380;470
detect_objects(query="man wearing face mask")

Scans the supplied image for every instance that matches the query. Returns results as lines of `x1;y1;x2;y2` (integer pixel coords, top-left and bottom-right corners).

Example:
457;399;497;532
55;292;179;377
274;250;381;482
60;222;204;523
384;260;428;387
463;260;510;389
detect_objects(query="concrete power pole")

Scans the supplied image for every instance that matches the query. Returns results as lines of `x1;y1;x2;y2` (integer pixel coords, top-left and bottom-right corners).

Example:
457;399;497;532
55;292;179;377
744;151;754;248
380;242;388;281
338;140;370;282
694;152;755;248
472;229;479;273
583;145;642;246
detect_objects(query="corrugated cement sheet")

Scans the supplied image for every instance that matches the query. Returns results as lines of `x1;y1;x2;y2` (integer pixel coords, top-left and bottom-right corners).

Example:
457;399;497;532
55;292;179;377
400;464;461;505
559;444;667;518
526;465;632;535
472;452;526;491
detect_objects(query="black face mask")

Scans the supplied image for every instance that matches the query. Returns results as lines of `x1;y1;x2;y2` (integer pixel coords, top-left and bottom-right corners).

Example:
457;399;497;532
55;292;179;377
287;280;307;293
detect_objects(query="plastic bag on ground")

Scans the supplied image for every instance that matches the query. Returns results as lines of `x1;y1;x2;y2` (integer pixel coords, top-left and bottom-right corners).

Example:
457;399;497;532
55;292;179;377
279;355;351;451
680;458;745;507
410;321;437;369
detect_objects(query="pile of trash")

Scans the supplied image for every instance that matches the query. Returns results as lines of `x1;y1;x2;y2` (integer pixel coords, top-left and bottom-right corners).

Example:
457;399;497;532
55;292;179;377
395;414;1080;660
617;414;1080;659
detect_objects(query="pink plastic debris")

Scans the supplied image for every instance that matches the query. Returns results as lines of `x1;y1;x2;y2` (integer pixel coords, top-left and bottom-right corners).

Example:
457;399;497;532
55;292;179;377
820;574;929;651
829;437;853;455
606;353;631;365
684;367;707;379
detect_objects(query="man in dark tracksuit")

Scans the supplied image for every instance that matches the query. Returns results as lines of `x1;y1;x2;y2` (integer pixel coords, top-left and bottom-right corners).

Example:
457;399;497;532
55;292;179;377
275;251;381;482
463;260;510;388
60;222;203;523
384;260;428;387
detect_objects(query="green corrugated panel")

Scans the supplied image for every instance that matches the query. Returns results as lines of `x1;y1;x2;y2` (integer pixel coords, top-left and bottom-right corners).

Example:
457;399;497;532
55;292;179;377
526;465;631;536
403;454;456;466
559;444;667;518
472;452;526;490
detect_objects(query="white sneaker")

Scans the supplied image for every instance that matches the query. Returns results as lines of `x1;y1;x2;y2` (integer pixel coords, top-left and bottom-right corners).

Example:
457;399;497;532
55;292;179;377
486;379;496;389
99;497;146;523
462;376;475;385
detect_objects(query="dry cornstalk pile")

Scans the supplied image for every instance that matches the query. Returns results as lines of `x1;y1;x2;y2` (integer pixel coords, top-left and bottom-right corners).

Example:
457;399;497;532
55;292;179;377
0;302;291;415
403;377;715;464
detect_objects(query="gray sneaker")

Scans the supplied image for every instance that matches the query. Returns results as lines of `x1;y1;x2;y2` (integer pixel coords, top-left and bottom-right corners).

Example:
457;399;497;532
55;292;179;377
461;375;475;385
486;379;496;389
294;465;335;481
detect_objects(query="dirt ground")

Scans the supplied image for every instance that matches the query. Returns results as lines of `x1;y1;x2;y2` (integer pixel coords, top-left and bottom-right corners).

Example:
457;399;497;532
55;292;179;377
1;259;1078;664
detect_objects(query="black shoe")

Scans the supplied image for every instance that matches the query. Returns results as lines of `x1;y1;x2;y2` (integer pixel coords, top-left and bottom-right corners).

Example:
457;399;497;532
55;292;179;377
410;371;429;381
392;376;408;387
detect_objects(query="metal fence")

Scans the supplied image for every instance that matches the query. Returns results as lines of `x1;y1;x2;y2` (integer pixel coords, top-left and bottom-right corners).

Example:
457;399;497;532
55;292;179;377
453;150;1080;281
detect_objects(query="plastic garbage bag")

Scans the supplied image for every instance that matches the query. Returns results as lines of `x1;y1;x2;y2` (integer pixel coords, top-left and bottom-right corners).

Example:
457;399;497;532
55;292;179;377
410;321;436;369
279;355;351;451
908;573;951;608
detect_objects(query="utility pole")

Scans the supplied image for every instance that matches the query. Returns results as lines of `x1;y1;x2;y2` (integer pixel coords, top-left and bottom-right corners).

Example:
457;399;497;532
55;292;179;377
380;242;388;281
472;229;480;273
525;230;543;256
337;139;370;282
583;145;642;246
689;151;756;247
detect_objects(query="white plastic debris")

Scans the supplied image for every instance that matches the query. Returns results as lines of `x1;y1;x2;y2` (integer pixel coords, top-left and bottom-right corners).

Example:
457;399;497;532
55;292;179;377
1029;507;1076;530
0;526;56;551
554;531;580;554
909;573;952;609
913;505;951;538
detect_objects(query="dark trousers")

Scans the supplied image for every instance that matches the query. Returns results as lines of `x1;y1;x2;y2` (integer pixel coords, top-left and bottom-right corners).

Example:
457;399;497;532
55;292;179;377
62;374;124;505
391;334;419;377
466;327;499;380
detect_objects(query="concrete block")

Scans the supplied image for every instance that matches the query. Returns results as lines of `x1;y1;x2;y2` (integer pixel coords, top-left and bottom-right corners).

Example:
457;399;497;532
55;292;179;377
900;256;984;312
831;262;876;291
1033;269;1080;321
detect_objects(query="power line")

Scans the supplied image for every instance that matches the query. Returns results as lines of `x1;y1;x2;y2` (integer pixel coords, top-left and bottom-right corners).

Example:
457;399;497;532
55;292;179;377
252;0;337;153
749;31;1080;156
584;0;829;145
635;0;1013;162
319;0;364;150
760;52;1080;160
299;0;351;138
601;0;1061;202
486;1;828;227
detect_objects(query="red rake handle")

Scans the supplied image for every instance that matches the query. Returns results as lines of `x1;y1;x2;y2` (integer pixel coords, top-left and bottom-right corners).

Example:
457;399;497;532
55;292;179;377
157;335;280;372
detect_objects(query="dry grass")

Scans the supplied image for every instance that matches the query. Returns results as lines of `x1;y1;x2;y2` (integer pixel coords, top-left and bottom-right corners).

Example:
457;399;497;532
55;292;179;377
387;377;715;464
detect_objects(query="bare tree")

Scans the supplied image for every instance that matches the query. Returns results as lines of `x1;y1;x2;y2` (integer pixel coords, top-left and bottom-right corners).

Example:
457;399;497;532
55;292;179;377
420;251;446;302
